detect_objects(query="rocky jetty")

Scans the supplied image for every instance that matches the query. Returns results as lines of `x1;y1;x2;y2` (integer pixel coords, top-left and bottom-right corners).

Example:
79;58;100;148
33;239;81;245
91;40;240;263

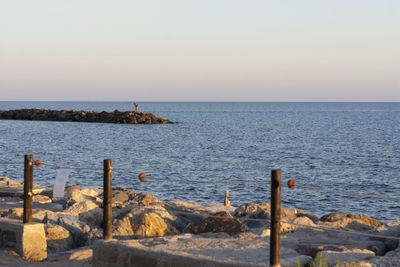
0;109;171;124
0;176;399;266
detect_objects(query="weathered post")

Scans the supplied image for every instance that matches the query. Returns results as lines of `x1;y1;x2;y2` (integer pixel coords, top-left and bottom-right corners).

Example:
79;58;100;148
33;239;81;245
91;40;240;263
270;169;282;267
23;154;34;224
103;159;113;240
224;190;230;207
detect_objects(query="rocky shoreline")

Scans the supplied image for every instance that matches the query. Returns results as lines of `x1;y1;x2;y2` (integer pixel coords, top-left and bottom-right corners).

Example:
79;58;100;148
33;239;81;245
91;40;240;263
0;109;172;124
0;176;399;266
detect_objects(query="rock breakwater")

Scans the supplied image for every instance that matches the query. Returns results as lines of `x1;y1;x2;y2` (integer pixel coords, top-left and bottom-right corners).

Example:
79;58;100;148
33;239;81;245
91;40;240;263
0;109;171;124
0;176;399;266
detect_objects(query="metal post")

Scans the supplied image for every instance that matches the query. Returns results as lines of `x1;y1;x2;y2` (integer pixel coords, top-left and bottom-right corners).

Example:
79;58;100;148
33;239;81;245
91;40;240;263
23;154;34;224
270;169;282;267
103;159;113;240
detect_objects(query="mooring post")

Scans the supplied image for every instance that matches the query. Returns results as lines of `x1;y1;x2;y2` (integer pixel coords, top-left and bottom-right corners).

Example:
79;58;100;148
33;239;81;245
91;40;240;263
270;169;282;267
23;154;34;224
103;159;113;240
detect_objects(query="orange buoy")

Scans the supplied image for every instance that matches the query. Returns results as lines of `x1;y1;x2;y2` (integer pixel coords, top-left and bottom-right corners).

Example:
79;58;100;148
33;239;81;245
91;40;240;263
138;172;146;182
287;179;296;189
34;159;42;167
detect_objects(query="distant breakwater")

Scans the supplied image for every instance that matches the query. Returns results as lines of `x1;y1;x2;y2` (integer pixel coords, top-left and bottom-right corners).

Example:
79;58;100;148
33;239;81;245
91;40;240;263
0;109;172;124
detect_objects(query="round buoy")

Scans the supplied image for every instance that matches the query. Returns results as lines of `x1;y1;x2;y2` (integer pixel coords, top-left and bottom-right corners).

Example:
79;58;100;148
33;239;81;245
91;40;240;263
287;179;296;189
34;159;42;167
138;172;146;182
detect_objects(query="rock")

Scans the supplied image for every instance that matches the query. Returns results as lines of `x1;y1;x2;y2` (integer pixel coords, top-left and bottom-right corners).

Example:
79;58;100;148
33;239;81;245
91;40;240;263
45;224;73;252
358;247;400;266
292;216;316;228
33;210;59;223
65;200;99;217
68;247;93;261
65;185;99;206
79;207;103;227
131;192;161;206
234;203;309;225
320;213;385;231
33;202;64;212
283;227;386;258
58;214;91;247
184;211;243;235
113;216;134;238
33;195;52;204
384;246;400;257
0;177;45;197
111;189;131;205
164;200;210;228
132;212;178;238
113;206;178;239
4;207;23;219
313;249;375;266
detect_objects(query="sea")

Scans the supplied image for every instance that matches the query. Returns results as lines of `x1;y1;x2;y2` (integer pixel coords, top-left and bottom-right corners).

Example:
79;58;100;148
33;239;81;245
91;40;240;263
0;102;399;221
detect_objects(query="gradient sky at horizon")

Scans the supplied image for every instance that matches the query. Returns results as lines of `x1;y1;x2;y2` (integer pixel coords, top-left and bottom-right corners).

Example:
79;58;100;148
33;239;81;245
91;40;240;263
0;1;399;101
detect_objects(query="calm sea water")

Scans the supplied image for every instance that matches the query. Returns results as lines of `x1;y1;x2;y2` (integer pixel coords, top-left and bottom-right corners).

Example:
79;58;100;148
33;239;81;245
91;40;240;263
0;102;399;221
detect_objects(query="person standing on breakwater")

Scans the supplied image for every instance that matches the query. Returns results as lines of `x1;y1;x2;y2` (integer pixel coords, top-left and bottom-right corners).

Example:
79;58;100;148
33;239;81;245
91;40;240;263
133;102;139;113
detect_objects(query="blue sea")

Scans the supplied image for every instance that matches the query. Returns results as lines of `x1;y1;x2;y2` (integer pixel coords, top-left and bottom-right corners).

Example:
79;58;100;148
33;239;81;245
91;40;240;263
0;102;399;221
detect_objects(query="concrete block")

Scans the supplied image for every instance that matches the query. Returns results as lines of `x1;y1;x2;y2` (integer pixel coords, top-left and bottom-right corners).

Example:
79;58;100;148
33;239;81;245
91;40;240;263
0;218;47;261
93;235;312;267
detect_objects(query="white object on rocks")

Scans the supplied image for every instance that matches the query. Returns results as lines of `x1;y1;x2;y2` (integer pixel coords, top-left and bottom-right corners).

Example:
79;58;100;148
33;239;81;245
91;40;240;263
53;169;71;198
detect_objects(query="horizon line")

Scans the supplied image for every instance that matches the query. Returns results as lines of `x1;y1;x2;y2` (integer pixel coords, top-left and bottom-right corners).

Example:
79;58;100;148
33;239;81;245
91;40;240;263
1;100;400;103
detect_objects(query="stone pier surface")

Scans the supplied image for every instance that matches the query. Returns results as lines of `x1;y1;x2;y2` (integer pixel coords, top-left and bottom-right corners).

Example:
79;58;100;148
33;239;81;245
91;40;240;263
0;109;171;124
0;218;47;261
93;234;312;267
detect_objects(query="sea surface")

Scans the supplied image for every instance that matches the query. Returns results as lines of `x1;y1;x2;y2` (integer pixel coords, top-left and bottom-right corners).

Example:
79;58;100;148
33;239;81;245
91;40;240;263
0;102;399;221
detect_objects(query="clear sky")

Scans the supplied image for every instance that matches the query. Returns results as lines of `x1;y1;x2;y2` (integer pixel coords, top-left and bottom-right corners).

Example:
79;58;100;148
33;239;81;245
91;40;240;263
0;0;399;101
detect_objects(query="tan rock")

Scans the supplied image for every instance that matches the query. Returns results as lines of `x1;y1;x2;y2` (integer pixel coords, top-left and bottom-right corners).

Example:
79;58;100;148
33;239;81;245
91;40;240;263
132;192;161;206
46;224;73;252
320;213;385;231
65;185;99;205
5;208;24;220
314;249;375;266
113;216;134;238
33;195;52;204
65;200;99;217
133;212;177;238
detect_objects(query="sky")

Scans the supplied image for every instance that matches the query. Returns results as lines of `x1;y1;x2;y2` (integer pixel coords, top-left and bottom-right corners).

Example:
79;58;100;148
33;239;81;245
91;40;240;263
0;0;399;101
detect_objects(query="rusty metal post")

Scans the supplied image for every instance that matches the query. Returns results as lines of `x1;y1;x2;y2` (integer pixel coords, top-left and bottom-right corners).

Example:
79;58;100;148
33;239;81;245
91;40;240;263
103;159;113;240
23;154;34;224
270;169;282;267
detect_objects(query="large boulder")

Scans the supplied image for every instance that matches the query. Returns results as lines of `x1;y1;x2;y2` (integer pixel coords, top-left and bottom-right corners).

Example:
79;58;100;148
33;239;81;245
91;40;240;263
45;224;73;251
313;248;375;266
184;211;243;235
283;226;386;258
113;206;178;239
233;203;313;229
320;213;385;231
64;185;100;206
65;200;99;217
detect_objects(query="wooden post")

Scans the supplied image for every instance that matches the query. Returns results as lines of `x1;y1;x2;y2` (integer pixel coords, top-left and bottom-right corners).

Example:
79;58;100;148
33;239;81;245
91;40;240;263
270;169;282;267
224;190;230;207
23;154;34;224
103;159;113;240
